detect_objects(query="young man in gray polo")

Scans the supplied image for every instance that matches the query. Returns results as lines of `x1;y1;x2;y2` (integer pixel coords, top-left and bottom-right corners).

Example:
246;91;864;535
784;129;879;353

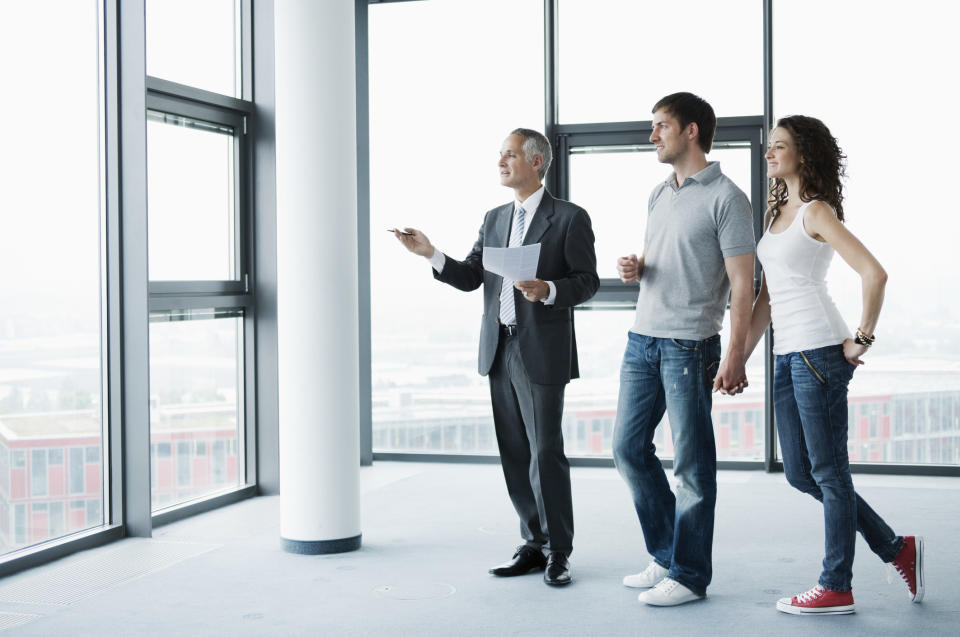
612;92;756;606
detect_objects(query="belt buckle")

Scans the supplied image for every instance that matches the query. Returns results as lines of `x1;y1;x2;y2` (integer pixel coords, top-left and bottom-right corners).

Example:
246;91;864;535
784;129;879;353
501;324;517;337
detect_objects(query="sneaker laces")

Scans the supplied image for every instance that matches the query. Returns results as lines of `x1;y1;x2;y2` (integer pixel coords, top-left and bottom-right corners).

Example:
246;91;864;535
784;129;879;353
885;562;896;585
796;584;825;604
887;560;911;586
654;578;679;594
641;562;662;577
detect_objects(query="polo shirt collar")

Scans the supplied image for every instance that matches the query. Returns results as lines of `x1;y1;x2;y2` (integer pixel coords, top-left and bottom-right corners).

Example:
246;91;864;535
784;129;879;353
666;161;722;190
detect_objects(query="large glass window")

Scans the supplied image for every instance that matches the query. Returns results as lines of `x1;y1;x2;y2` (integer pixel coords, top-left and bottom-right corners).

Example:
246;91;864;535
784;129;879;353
146;0;241;97
145;50;252;511
366;0;956;473
774;0;960;465
566;310;766;460
0;0;257;570
570;143;753;278
0;0;106;555
557;0;762;123
148;310;244;510
566;142;763;459
369;0;544;454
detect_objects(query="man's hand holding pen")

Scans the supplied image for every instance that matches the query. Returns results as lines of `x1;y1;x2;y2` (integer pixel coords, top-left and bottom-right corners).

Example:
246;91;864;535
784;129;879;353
392;227;435;258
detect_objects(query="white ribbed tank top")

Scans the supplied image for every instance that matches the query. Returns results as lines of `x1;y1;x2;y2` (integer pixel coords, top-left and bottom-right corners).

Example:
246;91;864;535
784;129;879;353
757;201;850;355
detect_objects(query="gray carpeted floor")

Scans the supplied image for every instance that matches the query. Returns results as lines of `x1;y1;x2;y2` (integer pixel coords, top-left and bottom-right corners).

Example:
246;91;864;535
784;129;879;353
0;462;957;636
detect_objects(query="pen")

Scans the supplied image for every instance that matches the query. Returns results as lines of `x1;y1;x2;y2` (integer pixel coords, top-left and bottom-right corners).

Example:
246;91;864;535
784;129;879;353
388;228;413;236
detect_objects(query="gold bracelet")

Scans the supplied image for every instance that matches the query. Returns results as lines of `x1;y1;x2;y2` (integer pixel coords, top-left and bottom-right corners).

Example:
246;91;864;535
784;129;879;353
855;327;875;347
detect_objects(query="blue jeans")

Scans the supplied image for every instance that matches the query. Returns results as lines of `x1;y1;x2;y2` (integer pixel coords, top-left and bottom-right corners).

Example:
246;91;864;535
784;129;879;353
612;332;721;597
775;344;902;592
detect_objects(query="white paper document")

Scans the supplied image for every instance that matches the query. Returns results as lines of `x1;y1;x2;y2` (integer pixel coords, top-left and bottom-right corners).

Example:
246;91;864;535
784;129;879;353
482;243;541;281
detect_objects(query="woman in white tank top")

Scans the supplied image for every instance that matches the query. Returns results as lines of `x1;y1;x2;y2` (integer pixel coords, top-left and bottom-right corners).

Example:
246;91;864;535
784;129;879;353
742;116;922;615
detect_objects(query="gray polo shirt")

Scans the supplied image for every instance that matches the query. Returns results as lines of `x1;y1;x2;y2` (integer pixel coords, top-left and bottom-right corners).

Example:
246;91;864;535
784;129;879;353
631;161;755;340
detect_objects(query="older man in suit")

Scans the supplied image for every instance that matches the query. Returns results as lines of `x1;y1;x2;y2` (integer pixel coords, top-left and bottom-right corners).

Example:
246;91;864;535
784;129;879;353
395;128;598;586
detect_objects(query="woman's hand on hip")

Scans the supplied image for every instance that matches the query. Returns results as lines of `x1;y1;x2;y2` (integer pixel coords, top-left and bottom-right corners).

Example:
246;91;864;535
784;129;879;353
842;338;867;366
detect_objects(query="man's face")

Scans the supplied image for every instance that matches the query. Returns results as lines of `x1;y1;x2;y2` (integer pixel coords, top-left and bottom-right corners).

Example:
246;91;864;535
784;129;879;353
649;109;690;165
499;134;540;189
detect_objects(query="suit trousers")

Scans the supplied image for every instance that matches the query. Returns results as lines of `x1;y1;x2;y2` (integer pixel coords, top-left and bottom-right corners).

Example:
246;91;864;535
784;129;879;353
488;331;573;555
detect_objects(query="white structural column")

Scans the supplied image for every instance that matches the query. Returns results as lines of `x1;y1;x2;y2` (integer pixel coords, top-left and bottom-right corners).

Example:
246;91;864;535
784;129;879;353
274;0;361;554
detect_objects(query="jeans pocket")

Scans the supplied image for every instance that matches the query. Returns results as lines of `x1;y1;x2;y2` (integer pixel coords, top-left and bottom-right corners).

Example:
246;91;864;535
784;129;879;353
671;338;699;352
705;358;720;386
799;351;826;384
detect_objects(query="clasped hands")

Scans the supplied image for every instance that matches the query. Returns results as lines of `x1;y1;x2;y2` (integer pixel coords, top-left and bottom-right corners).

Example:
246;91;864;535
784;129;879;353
713;355;749;396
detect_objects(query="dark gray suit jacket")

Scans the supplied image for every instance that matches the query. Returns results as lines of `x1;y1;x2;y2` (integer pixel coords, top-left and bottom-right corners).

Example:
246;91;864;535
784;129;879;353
434;192;599;385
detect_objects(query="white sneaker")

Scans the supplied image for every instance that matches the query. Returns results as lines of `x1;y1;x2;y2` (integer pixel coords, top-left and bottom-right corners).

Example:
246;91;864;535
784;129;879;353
623;562;669;588
638;577;704;606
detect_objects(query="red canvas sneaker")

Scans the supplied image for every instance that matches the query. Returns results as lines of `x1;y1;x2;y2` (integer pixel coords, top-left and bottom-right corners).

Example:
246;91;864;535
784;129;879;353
891;536;925;602
776;584;855;615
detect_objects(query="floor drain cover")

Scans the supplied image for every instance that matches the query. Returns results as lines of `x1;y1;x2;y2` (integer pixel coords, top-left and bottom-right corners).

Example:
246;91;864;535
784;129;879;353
373;582;456;601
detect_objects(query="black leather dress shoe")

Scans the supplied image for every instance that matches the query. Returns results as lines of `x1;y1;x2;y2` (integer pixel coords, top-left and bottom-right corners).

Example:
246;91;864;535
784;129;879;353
544;552;571;586
489;546;547;576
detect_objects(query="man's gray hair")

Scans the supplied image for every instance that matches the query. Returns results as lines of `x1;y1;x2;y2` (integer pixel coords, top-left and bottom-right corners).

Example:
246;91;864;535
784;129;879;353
510;128;553;181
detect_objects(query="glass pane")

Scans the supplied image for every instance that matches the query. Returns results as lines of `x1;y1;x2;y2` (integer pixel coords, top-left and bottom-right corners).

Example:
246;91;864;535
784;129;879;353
149;310;243;510
570;143;752;279
566;310;765;460
0;0;106;555
567;143;761;459
369;0;543;454
146;0;240;97
774;0;960;465
147;112;236;281
561;311;627;456
558;0;761;123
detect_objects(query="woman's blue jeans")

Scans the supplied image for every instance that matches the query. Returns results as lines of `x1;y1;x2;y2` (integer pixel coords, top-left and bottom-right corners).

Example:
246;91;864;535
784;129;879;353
774;344;903;592
612;332;721;597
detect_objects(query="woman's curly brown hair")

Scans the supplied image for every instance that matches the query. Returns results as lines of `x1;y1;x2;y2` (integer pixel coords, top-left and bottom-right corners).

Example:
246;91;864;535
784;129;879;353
769;115;847;222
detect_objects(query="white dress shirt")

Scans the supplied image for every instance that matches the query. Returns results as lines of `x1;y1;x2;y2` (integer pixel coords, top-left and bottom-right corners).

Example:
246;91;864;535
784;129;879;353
429;185;557;304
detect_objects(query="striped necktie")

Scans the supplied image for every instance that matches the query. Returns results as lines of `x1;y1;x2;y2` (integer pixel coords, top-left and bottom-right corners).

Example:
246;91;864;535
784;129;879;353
498;206;526;325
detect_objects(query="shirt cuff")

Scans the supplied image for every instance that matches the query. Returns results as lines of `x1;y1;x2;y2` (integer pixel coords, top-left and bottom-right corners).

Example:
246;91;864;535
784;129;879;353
428;248;445;273
541;281;557;305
